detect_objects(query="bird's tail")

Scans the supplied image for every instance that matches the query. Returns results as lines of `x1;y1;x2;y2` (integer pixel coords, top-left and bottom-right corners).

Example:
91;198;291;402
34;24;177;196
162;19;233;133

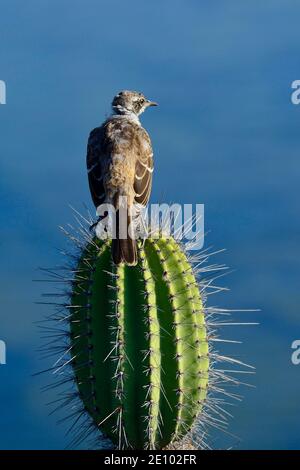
112;209;137;266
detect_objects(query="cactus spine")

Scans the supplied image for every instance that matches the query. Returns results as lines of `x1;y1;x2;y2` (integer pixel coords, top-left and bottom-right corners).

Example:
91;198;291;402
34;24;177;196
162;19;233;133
70;236;209;450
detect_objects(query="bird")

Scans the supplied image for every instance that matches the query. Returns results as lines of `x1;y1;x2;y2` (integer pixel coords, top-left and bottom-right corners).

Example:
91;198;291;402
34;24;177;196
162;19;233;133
86;90;157;266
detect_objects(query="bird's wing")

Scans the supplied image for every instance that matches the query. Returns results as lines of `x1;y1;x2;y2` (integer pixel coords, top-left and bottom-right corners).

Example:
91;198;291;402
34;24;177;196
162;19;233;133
134;128;154;207
86;126;106;209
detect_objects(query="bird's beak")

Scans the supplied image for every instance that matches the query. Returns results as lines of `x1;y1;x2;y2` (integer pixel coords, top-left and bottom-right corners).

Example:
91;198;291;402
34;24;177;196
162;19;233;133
147;100;158;107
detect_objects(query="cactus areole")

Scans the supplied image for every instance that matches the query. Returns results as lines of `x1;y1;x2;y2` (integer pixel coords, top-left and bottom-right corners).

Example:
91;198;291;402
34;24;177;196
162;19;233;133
70;236;209;449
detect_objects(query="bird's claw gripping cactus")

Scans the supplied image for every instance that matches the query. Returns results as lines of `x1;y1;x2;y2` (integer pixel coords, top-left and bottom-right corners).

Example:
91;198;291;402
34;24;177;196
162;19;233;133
70;236;209;450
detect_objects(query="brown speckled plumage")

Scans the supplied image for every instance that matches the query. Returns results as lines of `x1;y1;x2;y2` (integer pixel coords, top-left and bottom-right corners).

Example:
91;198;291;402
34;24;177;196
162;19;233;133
86;90;156;265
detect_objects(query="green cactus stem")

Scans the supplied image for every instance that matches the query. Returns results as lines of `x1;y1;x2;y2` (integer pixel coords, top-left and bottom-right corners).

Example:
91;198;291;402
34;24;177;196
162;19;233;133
70;236;209;450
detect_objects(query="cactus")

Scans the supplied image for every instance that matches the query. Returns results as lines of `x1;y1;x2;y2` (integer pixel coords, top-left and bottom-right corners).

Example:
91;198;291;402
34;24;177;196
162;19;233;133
38;210;254;450
70;236;209;450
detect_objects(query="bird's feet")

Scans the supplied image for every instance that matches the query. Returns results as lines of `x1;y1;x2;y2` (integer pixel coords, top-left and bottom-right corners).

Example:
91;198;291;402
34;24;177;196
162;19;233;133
89;219;99;232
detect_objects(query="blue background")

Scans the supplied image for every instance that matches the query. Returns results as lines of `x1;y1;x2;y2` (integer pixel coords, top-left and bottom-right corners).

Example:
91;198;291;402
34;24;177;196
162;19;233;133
0;0;299;449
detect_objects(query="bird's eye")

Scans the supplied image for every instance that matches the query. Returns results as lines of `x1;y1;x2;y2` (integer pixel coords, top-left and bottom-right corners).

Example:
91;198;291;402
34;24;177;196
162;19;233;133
139;98;145;105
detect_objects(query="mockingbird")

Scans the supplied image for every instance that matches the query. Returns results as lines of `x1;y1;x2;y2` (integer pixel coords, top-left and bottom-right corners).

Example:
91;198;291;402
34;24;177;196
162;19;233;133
86;90;157;265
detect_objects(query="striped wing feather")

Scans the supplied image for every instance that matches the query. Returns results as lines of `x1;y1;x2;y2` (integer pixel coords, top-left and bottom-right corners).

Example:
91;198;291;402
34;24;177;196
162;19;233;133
86;127;106;208
134;130;153;207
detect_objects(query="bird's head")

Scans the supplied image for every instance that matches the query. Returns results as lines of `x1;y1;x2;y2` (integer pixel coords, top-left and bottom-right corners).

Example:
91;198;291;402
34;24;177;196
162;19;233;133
112;90;158;116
